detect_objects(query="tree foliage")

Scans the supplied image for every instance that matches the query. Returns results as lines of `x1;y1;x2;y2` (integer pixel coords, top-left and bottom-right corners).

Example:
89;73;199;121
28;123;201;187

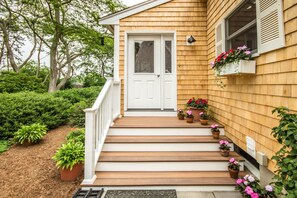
0;0;125;91
271;107;297;198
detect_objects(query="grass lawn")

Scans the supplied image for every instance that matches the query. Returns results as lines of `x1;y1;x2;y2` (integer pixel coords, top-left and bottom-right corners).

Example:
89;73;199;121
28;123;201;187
0;140;9;153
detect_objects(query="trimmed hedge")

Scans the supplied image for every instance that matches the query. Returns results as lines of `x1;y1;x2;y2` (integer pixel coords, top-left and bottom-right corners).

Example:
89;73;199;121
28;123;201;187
52;86;101;104
0;92;72;139
0;71;47;93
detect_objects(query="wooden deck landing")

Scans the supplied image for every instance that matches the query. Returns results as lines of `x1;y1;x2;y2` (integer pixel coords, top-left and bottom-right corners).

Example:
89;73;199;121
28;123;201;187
112;117;223;128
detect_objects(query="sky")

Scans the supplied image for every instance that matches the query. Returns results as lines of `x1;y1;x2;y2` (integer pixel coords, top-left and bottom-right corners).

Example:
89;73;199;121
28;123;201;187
122;0;145;6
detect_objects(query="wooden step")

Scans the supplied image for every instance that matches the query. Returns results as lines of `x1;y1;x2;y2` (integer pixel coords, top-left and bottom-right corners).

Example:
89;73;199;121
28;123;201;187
105;135;231;143
85;171;247;187
111;117;224;128
99;151;243;162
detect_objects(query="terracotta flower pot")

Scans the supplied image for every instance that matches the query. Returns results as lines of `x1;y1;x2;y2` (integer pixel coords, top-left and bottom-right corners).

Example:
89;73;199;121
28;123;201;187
189;108;204;121
186;117;194;123
220;149;230;157
212;131;220;139
228;168;239;179
60;164;83;181
200;119;208;125
178;115;185;120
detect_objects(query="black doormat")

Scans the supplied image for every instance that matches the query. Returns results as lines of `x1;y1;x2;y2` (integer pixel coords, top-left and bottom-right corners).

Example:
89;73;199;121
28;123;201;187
104;190;177;198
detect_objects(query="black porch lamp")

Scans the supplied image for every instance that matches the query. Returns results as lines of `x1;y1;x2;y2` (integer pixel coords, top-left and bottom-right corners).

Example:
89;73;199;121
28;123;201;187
187;35;196;44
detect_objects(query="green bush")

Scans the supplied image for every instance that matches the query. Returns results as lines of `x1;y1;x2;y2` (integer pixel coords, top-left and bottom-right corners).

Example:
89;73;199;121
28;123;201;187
52;141;84;170
83;73;106;87
0;71;47;93
52;86;101;104
14;123;47;144
66;129;85;144
68;101;91;127
0;92;72;139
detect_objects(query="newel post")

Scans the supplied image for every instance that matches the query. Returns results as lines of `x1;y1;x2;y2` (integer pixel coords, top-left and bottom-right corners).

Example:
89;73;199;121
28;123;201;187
83;108;96;184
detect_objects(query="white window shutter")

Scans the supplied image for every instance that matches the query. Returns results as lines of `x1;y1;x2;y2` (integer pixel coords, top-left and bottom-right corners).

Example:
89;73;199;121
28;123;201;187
256;0;285;54
215;21;225;56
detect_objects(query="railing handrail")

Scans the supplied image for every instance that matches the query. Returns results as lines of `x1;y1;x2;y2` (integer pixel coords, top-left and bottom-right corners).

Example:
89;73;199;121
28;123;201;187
84;79;113;113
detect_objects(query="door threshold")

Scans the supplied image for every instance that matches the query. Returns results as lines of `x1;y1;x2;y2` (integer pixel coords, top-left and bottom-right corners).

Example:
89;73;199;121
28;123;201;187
124;110;176;117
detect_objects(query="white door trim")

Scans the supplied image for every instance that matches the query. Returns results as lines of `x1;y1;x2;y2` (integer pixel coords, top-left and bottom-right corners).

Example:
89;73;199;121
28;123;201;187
124;30;177;113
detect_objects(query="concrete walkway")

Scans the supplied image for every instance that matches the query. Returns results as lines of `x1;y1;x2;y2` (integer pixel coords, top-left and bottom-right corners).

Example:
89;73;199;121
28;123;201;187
177;191;241;198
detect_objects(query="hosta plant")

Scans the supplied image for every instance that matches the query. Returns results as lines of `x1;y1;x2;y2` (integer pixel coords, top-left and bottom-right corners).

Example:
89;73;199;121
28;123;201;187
52;141;84;170
14;123;47;144
271;107;297;197
66;128;85;144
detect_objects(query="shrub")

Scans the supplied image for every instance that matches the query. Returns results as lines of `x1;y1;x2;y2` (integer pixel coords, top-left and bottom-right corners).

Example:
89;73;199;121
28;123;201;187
0;92;72;139
14;123;47;144
52;86;101;104
52;141;84;170
83;73;106;87
68;101;92;127
66;129;85;144
0;71;47;93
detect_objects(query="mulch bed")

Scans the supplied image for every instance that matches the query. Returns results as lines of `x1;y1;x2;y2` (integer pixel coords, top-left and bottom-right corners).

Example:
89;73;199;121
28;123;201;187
0;126;82;198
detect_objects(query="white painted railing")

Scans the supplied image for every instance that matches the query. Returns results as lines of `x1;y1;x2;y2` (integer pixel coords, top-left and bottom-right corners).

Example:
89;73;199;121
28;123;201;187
83;78;121;184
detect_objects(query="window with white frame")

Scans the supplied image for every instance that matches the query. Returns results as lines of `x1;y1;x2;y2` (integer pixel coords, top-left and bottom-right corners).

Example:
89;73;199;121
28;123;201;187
215;0;285;56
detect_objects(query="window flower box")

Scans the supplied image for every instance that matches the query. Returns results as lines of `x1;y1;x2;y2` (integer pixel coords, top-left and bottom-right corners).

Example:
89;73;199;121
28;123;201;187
217;60;256;76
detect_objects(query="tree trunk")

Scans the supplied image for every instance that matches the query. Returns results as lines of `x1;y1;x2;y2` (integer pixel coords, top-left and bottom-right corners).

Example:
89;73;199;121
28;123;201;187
48;4;62;93
0;22;19;72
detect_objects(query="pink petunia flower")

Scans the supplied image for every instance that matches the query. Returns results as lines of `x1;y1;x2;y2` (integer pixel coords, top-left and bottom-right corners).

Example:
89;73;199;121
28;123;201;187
234;161;238;165
224;140;229;145
236;179;243;185
245;186;254;195
251;193;259;198
244;51;251;55
199;112;204;115
248;175;255;182
219;140;225;145
265;185;273;192
229;158;235;163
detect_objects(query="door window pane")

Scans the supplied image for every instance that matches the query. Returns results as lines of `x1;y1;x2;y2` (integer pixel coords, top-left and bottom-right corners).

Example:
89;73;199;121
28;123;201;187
135;41;154;73
165;41;172;73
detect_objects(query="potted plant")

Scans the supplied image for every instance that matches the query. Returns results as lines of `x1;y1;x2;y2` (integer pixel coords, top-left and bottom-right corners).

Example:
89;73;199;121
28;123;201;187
186;98;208;121
228;157;241;179
177;109;185;120
52;141;84;181
186;110;194;123
199;111;209;125
236;175;277;198
219;140;231;157
211;124;220;139
211;45;255;76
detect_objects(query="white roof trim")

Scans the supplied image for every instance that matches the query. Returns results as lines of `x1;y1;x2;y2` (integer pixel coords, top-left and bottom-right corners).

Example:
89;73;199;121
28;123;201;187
100;0;172;25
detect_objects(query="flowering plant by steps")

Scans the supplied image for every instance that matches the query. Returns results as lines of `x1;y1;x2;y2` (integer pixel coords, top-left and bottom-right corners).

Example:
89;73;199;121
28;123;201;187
211;45;253;73
186;97;208;109
211;124;220;132
228;158;240;171
199;111;208;120
235;175;277;198
219;140;231;150
186;110;193;118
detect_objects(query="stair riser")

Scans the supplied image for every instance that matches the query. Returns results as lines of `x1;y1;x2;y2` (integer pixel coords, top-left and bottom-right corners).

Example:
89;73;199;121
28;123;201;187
81;186;236;192
109;128;225;136
96;162;244;171
103;143;234;152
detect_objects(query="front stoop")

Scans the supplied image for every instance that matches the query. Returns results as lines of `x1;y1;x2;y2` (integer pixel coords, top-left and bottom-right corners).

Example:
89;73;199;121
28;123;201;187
81;117;246;191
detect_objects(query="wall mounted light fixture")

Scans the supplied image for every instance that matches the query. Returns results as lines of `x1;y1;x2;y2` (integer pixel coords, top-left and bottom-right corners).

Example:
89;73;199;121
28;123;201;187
186;35;196;45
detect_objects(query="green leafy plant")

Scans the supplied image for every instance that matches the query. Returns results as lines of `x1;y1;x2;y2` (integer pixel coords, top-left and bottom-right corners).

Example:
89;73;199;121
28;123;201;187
66;129;85;144
52;141;84;170
0;92;71;139
14;123;47;144
271;107;297;197
0;140;10;153
68;100;92;127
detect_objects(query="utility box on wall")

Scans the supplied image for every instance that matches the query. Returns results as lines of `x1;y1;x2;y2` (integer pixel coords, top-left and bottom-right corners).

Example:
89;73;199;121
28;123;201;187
246;136;256;158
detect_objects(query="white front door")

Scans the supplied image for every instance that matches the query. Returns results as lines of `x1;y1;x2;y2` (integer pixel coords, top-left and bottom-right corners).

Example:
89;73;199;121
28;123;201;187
127;35;175;110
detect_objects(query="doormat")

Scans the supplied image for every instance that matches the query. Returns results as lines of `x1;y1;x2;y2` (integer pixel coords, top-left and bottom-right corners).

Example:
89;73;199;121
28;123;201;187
104;190;177;198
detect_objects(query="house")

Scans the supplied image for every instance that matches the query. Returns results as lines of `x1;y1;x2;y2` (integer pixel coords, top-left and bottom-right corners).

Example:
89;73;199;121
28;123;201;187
82;0;297;192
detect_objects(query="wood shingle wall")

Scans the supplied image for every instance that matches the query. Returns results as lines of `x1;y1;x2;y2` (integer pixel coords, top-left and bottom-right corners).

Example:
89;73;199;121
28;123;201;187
206;0;297;171
119;0;208;112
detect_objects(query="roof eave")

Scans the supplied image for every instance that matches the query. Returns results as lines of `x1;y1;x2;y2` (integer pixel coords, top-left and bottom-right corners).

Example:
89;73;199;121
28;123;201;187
99;0;172;25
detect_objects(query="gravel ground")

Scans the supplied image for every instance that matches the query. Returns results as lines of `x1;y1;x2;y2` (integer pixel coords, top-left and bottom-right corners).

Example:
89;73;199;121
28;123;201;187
0;126;82;198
